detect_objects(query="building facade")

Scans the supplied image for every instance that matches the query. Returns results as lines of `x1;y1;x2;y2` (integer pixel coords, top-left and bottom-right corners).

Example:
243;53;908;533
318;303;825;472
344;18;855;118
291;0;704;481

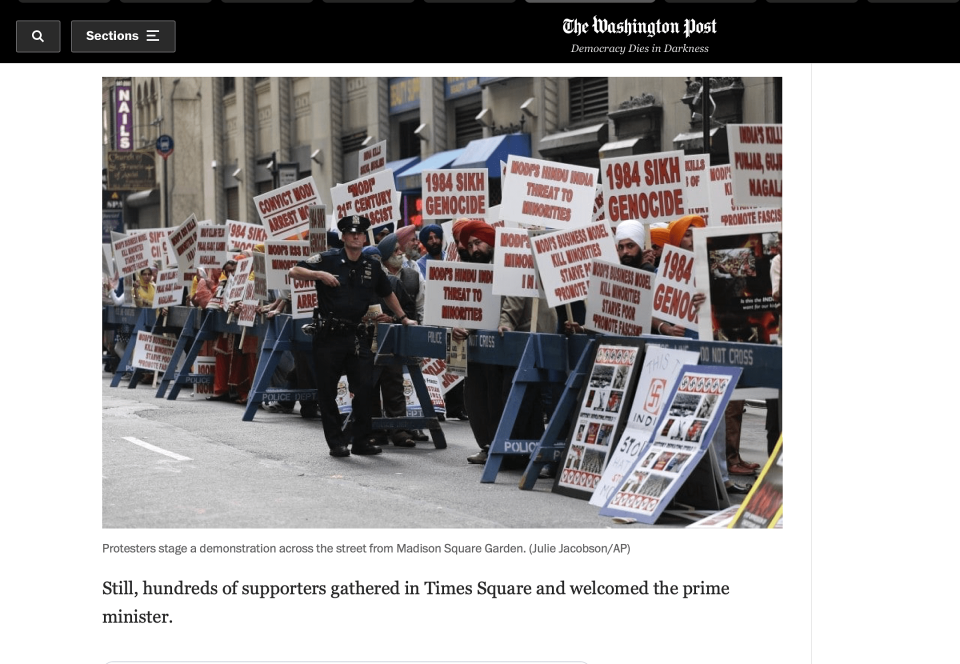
102;76;781;235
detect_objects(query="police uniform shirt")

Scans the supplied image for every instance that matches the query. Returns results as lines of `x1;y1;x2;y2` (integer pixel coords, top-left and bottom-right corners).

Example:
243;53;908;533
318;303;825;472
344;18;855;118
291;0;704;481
297;248;393;323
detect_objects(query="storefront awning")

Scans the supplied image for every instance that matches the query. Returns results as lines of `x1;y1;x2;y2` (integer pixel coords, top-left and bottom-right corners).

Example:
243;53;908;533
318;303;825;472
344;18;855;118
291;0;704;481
125;189;159;208
450;133;531;178
538;123;608;158
386;156;420;185
673;126;723;152
599;136;657;160
396;148;465;192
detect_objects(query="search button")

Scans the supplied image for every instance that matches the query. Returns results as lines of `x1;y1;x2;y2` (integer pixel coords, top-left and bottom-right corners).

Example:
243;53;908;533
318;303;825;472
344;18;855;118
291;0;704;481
17;21;60;54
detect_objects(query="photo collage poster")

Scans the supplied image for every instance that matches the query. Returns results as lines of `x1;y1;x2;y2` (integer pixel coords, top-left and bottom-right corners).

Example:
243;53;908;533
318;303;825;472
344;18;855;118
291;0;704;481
600;364;743;524
553;341;643;500
589;345;700;507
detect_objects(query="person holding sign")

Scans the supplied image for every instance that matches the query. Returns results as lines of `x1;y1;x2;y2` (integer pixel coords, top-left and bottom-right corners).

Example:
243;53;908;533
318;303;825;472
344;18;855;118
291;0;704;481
452;219;556;465
614;220;657;272
416;224;444;278
653;214;706;337
289;215;418;459
132;267;156;308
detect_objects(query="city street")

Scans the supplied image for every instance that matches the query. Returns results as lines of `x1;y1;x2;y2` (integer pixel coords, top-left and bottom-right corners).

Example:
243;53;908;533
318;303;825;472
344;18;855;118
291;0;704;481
102;370;774;529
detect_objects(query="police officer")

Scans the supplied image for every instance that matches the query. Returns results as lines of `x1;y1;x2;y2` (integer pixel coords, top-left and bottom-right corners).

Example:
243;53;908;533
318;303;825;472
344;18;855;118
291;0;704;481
289;215;417;458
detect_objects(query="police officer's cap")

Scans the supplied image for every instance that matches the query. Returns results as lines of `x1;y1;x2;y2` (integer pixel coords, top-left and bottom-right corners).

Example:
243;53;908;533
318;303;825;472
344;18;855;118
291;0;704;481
337;215;371;234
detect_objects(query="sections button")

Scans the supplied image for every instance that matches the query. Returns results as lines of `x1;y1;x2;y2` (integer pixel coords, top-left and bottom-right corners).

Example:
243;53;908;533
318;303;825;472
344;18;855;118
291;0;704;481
71;21;175;54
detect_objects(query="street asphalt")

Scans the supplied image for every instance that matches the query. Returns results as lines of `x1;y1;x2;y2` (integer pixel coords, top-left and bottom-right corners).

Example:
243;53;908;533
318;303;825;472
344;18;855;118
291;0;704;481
102;370;774;529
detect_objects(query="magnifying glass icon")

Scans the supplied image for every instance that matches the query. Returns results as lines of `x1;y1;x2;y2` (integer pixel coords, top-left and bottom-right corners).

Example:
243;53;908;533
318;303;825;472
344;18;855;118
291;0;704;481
32;30;44;43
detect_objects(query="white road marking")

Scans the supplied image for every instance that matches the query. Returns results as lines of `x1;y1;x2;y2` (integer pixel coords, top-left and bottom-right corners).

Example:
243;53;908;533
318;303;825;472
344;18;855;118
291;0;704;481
122;437;192;461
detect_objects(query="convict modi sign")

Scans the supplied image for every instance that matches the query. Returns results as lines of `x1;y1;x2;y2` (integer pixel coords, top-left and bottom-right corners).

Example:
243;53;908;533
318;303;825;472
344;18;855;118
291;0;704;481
254;176;321;240
530;220;618;308
423;261;500;330
500;155;598;228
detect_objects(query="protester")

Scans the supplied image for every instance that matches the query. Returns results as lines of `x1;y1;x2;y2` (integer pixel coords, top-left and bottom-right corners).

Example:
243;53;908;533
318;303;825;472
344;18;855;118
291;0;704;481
452;219;556;465
416;224;444;278
132;267;156;308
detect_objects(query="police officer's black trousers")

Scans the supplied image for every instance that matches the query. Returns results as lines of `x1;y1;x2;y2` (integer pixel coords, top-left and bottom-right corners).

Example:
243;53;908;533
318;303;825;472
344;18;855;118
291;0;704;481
313;333;375;448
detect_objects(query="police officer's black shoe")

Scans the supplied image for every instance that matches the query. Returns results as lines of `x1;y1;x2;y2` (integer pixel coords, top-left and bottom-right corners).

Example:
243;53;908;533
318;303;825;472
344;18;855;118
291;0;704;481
329;445;350;458
351;440;383;455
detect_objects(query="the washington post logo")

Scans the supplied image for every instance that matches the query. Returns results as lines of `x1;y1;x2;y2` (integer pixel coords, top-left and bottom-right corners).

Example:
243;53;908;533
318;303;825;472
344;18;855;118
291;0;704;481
644;378;666;414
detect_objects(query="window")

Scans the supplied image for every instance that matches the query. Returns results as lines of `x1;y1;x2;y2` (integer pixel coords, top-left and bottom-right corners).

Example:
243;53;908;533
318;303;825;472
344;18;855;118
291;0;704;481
569;78;608;124
223;77;236;96
454;99;483;148
226;188;239;221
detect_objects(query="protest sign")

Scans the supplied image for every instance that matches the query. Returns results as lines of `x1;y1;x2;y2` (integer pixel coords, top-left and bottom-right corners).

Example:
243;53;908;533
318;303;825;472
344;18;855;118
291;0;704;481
192;356;216;397
584;260;654;336
421;357;464;395
589;345;699;507
529;220;617;308
146;228;176;267
196;224;228;273
600;364;742;524
291;277;317;319
708;164;783;227
500;155;598;229
403;371;445;417
309;205;327;254
652;244;700;331
254;176;321;239
169;214;199;273
591;184;605;224
693;222;782;343
251;252;267;302
554;341;643;500
111;230;151;277
224;256;253;306
227;220;268;252
600;150;688;225
492;227;541;297
422;168;488;220
730;436;784;529
237;278;260;328
153;268;183;308
683;153;711;222
330;169;398;227
358;140;387;177
264;240;311;290
727;124;782;208
423;261;499;330
131;331;177;373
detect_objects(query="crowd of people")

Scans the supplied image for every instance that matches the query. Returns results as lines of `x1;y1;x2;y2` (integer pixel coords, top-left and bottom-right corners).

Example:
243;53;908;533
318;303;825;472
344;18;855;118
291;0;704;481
103;213;781;491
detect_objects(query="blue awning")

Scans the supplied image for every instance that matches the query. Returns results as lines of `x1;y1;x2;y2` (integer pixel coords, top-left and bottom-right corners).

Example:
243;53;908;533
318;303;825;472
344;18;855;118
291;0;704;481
386;156;419;185
450;133;531;178
396;148;466;192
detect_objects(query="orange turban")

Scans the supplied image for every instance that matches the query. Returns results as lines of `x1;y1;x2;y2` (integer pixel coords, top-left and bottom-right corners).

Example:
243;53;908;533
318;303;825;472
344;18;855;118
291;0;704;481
667;215;705;247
